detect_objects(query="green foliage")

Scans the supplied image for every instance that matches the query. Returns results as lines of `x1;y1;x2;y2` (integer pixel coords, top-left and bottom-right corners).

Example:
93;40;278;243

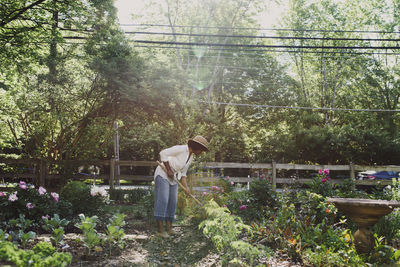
0;241;72;267
0;182;72;228
373;209;400;244
391;178;400;201
104;213;126;256
226;179;278;222
60;181;104;216
108;188;151;204
308;169;334;197
42;214;70;233
199;200;265;265
334;179;368;198
75;214;101;255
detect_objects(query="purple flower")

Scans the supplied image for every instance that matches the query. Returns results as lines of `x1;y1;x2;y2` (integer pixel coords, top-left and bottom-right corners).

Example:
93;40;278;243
19;181;27;190
0;192;5;197
8;192;18;202
321;178;327;183
51;192;59;202
26;202;34;209
38;186;46;195
240;205;247;211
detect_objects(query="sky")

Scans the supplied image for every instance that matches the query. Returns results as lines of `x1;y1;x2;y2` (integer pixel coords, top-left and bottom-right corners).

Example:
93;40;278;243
114;0;289;28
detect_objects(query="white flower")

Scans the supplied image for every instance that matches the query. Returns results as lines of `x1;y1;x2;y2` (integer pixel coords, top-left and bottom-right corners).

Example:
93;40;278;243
38;186;47;195
8;192;18;202
51;192;59;202
90;186;108;198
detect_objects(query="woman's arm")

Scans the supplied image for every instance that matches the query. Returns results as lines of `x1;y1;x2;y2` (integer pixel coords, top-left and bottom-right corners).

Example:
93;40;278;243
180;176;191;195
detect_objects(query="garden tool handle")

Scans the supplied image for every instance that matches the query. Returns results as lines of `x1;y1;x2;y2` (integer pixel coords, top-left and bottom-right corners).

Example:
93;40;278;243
156;161;203;207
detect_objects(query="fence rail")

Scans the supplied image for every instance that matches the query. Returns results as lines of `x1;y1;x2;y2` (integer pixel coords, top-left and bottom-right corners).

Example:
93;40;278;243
1;159;398;189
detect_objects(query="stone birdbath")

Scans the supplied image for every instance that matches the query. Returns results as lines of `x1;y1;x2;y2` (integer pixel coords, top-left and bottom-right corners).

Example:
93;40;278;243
327;197;400;254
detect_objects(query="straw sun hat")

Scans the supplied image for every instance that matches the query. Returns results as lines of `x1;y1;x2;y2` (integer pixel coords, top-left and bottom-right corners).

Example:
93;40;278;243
188;135;209;152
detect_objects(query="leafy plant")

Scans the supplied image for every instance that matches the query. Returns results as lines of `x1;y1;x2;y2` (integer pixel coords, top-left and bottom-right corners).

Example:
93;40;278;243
17;230;36;249
199;200;265;265
75;214;101;255
0;241;72;267
104;213;126;256
42;214;70;232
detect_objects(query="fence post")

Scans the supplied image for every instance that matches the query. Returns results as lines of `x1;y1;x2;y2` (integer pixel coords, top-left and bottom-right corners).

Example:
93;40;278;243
350;162;355;190
272;160;277;191
39;159;46;187
110;158;115;190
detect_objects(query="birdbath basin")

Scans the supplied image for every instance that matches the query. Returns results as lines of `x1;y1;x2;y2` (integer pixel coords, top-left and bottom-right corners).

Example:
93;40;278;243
327;197;400;254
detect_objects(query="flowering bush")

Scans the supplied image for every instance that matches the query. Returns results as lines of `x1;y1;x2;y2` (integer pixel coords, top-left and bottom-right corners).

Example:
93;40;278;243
308;169;334;197
0;181;72;225
59;181;105;216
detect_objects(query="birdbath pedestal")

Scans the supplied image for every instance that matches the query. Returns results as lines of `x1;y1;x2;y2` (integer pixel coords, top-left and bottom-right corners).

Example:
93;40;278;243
327;197;400;254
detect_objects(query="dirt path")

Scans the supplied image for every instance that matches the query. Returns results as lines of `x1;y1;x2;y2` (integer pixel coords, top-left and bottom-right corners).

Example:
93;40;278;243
68;223;220;267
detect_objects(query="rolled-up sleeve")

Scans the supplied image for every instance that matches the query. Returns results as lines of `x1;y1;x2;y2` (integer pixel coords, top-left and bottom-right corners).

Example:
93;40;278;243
159;145;184;162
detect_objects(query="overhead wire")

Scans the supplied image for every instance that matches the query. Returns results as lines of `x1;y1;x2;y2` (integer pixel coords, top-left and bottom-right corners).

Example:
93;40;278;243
198;100;400;113
119;23;400;35
126;31;400;42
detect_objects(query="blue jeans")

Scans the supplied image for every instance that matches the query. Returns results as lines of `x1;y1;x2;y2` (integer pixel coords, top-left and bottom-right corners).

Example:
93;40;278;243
154;175;178;222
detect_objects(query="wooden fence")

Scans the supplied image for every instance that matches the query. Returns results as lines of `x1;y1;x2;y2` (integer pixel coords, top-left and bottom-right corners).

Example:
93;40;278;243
1;158;399;190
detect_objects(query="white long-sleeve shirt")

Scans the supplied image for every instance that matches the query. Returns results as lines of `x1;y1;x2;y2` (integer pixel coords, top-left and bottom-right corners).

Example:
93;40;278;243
154;145;193;185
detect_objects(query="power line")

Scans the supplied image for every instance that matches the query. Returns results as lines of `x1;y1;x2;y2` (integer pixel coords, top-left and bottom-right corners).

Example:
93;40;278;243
120;23;400;35
133;44;400;55
126;31;400;42
133;39;400;50
199;100;400;112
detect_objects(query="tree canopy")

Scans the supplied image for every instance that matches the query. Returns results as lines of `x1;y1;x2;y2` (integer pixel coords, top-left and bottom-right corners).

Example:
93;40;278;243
1;0;400;165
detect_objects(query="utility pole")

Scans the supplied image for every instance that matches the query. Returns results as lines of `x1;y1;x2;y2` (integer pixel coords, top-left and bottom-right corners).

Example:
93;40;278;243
114;121;120;186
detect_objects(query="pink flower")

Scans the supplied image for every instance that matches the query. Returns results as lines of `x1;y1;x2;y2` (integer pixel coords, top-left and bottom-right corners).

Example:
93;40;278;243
0;192;5;197
212;186;219;191
19;181;27;190
203;192;207;196
240;205;247;211
318;169;322;174
323;169;330;175
51;192;59;202
223;204;227;208
42;215;50;220
38;186;46;195
321;178;327;183
221;189;224;193
26;202;34;209
8;192;18;202
230;181;234;186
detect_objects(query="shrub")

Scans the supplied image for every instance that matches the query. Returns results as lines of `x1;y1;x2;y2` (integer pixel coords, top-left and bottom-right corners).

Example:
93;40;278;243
199;200;266;265
0;182;72;226
308;169;334;197
60;181;105;216
249;178;278;209
109;188;150;204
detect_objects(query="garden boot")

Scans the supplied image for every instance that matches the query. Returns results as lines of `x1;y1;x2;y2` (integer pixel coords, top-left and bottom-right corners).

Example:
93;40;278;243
166;221;177;236
156;220;169;238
